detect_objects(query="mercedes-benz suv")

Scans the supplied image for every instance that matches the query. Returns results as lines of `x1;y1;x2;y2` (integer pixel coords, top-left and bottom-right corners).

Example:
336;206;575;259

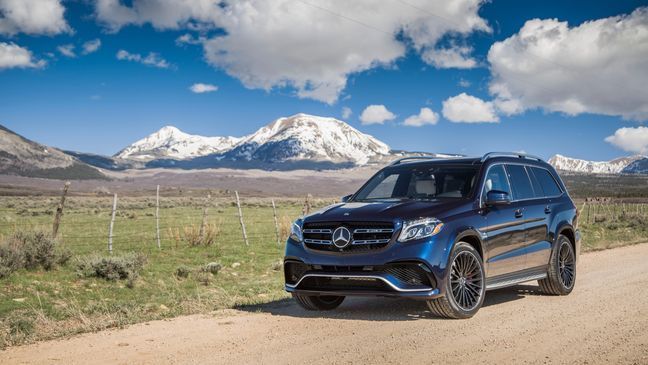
284;152;580;318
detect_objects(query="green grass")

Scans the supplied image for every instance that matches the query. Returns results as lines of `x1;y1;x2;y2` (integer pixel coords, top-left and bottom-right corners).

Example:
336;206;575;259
0;195;646;347
0;195;329;347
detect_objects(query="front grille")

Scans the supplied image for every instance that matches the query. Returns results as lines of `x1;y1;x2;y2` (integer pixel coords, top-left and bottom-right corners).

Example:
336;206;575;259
303;221;395;252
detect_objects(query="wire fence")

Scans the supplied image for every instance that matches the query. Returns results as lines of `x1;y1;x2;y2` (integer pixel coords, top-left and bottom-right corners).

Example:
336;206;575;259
0;186;331;258
3;185;647;257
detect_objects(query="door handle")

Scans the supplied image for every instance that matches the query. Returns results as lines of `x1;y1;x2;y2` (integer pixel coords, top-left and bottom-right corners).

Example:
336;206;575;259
514;209;524;218
544;206;552;214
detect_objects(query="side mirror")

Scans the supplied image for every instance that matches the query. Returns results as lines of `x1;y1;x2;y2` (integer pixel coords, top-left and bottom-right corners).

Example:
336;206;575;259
341;194;353;203
485;190;511;206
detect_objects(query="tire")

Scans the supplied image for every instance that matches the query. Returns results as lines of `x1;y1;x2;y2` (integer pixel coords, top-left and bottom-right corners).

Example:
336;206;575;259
292;294;345;311
539;235;576;295
427;242;485;319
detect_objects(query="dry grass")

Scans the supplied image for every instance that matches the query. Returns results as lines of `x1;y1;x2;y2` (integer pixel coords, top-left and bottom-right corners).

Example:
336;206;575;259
166;222;222;247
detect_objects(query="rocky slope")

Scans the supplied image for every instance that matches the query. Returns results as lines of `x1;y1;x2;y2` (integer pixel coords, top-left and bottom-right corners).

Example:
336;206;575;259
0;125;105;179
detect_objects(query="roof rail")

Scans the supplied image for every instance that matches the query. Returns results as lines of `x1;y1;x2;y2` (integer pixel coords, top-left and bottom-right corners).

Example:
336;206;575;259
389;155;465;166
480;152;544;163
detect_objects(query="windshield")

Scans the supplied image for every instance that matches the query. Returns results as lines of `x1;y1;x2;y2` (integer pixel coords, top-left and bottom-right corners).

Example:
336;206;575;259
353;165;478;201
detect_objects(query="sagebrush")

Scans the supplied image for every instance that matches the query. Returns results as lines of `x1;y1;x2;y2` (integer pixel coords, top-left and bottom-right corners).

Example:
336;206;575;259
77;253;147;283
0;231;70;279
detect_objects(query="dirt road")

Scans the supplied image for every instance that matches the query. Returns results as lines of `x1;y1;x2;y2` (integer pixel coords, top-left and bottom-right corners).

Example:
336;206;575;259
3;243;648;365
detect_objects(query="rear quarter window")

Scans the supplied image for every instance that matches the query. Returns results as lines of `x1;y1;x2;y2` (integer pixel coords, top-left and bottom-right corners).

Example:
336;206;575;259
530;167;562;197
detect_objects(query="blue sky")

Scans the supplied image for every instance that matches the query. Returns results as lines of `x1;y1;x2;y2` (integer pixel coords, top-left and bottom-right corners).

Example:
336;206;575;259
1;0;647;160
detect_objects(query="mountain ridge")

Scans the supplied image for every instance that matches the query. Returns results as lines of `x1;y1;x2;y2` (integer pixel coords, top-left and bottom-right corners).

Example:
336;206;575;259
548;154;648;174
116;114;402;169
0;125;106;180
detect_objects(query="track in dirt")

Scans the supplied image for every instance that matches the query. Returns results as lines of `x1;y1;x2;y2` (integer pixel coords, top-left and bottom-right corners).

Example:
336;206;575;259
3;243;648;365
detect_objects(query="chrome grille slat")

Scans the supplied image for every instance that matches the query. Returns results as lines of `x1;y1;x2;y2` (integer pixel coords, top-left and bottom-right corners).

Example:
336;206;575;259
352;239;391;245
303;229;332;234
304;239;333;245
353;228;394;234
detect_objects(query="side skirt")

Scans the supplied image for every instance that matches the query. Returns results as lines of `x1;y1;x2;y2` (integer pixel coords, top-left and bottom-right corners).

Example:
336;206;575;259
486;266;548;291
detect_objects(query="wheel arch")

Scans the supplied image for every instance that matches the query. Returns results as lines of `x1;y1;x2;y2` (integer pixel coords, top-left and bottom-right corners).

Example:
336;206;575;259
556;224;576;251
454;229;484;260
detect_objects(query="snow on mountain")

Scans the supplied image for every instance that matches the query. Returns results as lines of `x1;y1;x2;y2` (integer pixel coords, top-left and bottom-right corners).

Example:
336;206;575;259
115;126;240;161
548;154;646;174
224;114;391;164
621;158;648;174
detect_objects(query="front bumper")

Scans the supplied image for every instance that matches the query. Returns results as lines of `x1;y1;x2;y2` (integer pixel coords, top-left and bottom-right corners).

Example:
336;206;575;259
284;235;452;299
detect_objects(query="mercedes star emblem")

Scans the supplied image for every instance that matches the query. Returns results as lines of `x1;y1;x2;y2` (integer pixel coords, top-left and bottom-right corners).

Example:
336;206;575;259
332;226;352;248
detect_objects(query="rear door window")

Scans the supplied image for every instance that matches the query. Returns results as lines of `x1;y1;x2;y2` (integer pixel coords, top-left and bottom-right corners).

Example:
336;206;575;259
526;166;544;198
530;167;562;197
506;165;535;200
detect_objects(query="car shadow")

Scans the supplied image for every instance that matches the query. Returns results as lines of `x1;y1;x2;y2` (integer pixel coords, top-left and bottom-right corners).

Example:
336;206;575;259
235;284;544;321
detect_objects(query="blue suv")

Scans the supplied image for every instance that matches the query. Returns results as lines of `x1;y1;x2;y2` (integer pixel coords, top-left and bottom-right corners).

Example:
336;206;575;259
284;152;580;318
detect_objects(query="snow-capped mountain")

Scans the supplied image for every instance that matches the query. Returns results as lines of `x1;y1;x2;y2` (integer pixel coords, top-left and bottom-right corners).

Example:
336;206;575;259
548;154;646;174
115;126;240;161
223;114;391;165
621;158;648;174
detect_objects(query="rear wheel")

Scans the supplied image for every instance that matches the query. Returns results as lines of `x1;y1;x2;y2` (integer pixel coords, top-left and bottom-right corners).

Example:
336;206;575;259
427;242;485;319
292;294;345;311
539;235;576;295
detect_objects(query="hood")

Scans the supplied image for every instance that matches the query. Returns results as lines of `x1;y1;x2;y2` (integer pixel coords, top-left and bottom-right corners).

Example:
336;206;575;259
304;199;471;223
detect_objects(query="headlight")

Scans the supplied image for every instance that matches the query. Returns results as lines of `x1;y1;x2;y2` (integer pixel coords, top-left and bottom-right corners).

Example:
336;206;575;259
398;218;444;242
289;219;303;243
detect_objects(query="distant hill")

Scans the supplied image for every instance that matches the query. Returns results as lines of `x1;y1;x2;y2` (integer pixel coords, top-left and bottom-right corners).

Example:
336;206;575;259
0;125;105;180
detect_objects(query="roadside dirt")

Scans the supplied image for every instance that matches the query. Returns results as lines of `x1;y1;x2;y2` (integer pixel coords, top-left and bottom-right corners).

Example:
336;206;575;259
3;243;648;365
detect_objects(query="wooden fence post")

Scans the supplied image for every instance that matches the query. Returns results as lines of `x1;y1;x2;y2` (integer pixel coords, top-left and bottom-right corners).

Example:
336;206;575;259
235;191;249;246
52;181;70;238
586;202;591;224
108;193;118;254
155;185;161;249
302;194;312;216
272;199;280;245
199;192;211;240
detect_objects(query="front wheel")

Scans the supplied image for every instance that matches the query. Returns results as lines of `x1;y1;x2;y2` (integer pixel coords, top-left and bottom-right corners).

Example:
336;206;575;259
427;242;485;319
539;235;576;295
292;294;345;311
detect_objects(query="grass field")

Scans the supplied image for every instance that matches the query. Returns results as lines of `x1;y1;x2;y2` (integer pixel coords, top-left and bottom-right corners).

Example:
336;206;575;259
0;193;647;347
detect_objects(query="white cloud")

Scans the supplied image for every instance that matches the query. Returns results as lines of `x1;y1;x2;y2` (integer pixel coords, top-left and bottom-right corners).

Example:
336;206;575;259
95;0;489;103
0;42;45;69
0;0;70;36
605;127;648;155
57;44;76;58
116;49;172;69
360;105;396;125
176;33;204;46
458;78;471;88
442;93;498;123
403;107;439;127
82;39;102;55
422;46;477;69
189;83;218;93
341;107;352;119
488;7;648;121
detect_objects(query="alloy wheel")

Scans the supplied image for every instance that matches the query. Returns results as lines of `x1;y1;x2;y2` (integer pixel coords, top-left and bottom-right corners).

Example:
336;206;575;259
450;251;484;311
558;242;575;289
